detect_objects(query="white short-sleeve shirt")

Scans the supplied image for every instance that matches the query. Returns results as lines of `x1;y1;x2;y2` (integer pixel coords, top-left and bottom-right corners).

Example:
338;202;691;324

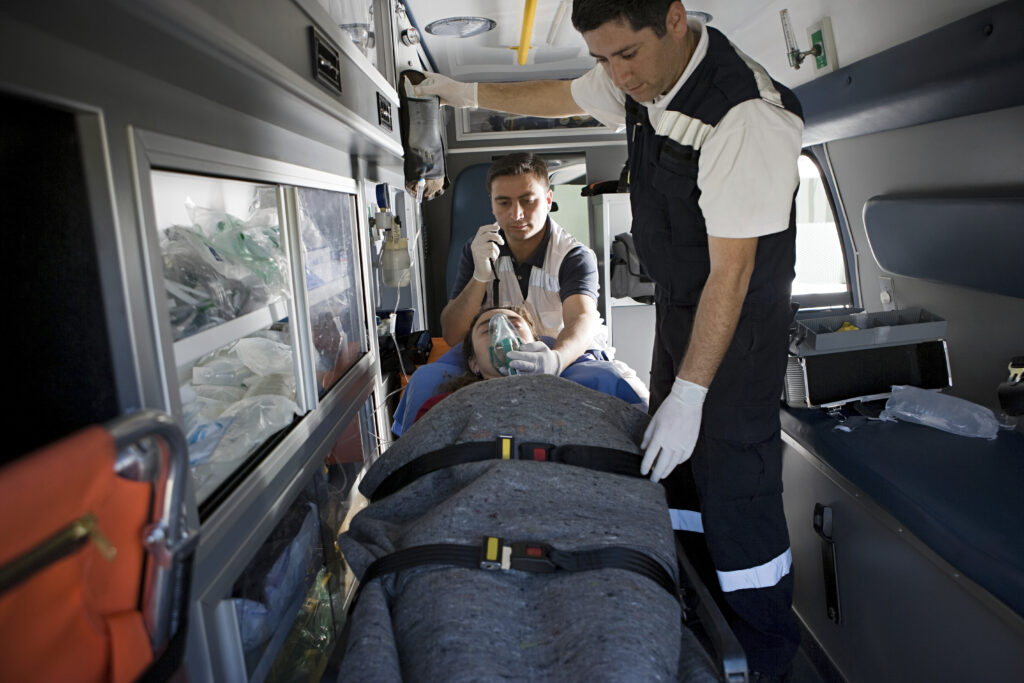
570;20;803;240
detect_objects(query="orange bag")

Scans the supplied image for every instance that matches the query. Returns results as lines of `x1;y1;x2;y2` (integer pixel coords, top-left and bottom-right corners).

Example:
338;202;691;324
0;426;154;683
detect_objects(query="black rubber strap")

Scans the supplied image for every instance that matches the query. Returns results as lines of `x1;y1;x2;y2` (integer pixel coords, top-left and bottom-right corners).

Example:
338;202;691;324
352;540;678;608
369;441;643;501
548;547;677;597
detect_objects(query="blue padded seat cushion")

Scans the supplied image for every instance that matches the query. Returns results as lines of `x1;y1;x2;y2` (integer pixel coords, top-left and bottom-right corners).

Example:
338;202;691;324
780;407;1024;617
392;339;646;437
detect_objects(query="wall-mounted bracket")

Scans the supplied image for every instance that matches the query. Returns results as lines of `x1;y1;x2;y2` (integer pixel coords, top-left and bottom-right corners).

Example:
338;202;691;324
780;9;822;69
808;17;839;73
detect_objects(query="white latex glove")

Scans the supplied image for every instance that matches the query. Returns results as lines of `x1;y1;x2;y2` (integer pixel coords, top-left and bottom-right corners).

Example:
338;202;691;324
410;72;479;108
640;378;708;482
506;341;562;376
471;224;503;283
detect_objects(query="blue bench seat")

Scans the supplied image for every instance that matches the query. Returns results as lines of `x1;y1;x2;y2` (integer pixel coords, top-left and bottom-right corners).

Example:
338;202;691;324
780;407;1024;617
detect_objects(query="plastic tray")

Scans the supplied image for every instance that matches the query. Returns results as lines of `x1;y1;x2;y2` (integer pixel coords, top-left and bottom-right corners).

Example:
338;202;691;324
792;308;947;356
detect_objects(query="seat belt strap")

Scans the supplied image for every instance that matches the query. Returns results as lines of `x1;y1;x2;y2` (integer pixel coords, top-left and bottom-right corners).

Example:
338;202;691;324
368;438;643;501
354;537;678;606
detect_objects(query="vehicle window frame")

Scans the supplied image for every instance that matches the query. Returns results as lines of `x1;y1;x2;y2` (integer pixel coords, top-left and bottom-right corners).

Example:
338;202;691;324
792;147;859;312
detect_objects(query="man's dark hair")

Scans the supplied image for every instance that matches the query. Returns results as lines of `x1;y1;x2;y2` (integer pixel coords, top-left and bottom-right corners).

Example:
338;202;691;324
571;0;676;37
486;152;549;195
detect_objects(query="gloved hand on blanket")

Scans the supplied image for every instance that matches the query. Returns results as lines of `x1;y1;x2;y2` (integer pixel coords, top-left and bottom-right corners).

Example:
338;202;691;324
506;341;562;376
641;378;707;482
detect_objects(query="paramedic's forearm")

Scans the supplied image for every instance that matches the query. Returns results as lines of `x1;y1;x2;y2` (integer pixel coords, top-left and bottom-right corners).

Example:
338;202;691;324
678;237;757;387
440;281;488;346
552;295;598;369
478;81;583;118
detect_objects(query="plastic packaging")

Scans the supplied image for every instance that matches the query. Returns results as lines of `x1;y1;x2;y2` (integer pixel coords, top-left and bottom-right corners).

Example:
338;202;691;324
879;385;999;439
192;357;253;386
244;373;296;400
159;194;292;340
235;337;294;376
488;313;522;376
190;393;300;497
192;384;247;403
233;502;320;652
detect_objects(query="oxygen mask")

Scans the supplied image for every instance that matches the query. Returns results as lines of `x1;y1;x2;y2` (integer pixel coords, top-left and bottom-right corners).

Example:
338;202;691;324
487;313;523;376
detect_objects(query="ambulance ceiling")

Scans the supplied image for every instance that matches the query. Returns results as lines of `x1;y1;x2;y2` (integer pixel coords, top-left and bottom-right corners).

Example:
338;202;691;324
402;0;1001;88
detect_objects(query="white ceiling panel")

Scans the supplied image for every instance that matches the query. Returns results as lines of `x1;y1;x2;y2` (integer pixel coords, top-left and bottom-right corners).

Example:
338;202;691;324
402;0;1002;88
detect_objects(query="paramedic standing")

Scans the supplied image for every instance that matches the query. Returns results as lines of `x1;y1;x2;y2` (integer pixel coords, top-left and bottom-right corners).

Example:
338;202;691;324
441;152;604;378
413;1;802;679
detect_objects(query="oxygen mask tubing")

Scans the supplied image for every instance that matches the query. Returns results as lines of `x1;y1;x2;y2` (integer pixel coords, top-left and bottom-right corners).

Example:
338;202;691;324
488;313;523;376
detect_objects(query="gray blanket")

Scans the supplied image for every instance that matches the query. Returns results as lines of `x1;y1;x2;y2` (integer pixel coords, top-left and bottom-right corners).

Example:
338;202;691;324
338;375;718;682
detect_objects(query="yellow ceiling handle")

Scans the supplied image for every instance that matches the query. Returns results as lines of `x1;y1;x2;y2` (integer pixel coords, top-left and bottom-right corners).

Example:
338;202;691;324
517;0;538;65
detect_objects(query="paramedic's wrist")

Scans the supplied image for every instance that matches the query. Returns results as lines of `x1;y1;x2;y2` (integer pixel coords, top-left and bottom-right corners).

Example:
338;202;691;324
670;378;707;405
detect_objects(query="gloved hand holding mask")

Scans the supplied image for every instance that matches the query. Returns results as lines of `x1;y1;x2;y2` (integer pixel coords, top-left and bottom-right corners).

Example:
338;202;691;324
506;341;562;376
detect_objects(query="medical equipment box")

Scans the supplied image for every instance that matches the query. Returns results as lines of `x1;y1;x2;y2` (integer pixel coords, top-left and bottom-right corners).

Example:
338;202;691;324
783;308;952;408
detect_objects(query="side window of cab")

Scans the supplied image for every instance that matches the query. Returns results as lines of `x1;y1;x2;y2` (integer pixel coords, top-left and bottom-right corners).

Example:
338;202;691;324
793;153;852;310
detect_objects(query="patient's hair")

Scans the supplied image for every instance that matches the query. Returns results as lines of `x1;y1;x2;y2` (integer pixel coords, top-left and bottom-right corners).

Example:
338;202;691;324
439;306;538;393
485;153;549;195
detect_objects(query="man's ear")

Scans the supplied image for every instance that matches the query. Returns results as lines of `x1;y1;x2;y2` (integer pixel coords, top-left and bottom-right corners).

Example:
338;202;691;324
666;2;688;38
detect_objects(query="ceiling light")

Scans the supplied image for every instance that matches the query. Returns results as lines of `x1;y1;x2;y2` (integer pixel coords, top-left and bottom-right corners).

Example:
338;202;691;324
689;11;713;23
424;16;497;38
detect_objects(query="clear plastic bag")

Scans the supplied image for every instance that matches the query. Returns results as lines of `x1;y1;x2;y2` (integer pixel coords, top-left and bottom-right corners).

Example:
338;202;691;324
162;231;256;337
879;385;999;439
186;198;289;291
192;357;253;386
207;394;301;463
235;337;294;376
244;373;296;401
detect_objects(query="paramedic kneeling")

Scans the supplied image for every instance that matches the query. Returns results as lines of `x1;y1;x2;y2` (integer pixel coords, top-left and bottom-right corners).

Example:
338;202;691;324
439;153;602;377
413;1;801;678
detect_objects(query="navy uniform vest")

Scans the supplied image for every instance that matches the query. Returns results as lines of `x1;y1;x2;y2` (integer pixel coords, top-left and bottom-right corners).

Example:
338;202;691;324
625;27;803;307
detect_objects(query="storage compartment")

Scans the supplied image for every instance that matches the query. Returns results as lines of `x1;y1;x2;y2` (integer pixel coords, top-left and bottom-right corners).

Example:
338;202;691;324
790;307;947;355
784;340;952;408
784;308;951;408
149;170;368;507
228;449;359;682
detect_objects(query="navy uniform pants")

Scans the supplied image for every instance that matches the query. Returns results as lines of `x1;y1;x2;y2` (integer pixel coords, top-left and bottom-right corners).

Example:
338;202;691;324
649;299;799;676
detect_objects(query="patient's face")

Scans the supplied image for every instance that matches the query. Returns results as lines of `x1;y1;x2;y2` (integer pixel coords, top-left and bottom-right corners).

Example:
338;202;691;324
468;308;535;379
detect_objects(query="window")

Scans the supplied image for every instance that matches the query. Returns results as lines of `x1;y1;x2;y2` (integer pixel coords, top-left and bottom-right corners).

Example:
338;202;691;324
792;153;850;308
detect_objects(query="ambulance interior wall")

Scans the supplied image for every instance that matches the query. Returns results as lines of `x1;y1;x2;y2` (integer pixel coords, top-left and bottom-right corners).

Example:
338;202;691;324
823;105;1024;417
1;0;403;417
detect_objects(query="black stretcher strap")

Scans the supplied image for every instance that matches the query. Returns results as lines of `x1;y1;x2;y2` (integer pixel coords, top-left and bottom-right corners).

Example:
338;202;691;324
369;439;643;501
339;537;677;660
353;537;678;609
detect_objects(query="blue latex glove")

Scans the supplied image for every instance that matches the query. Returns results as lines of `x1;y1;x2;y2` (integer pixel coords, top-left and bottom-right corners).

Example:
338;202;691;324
641;378;707;482
506;341;563;376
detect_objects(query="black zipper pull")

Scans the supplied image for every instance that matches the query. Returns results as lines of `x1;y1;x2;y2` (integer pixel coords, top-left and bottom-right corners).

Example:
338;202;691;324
0;513;117;596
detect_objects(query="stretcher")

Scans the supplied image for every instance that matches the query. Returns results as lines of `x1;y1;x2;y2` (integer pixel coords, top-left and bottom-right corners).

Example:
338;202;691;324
336;375;745;682
0;411;196;682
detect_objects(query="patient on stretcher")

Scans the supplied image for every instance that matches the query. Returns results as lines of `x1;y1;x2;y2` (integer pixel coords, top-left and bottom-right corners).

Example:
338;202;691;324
338;373;719;682
392;306;647;435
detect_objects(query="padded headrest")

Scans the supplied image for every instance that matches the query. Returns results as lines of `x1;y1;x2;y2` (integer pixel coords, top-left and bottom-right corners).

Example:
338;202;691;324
446;163;494;298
